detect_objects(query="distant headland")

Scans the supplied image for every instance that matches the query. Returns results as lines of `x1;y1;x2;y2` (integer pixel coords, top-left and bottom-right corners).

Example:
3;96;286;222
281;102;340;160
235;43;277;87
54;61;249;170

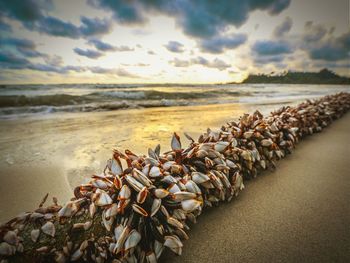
236;68;350;85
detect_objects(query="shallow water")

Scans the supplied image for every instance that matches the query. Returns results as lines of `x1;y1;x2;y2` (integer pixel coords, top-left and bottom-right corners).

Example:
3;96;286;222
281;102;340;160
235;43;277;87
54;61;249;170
0;83;348;118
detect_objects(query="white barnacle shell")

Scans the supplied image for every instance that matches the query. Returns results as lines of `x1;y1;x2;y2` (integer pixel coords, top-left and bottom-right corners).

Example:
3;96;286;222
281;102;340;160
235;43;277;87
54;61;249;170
171;133;181;151
124;229;141;251
154;240;164;259
105;203;118;219
185;180;201;195
3;231;18;246
172;191;196;201
150;198;161;217
0;242;16;256
214;141;229;153
125;175;143;192
114;224;125;241
95;189;113;206
164;235;183;255
36;246;49;253
261;139;273;147
167;217;183;229
243;131;254;139
167;183;181;194
161;175;177;185
133;169;152;187
114;226;130;254
55;251;66;263
181;199;201;212
136;187;148;204
41;221;55;237
153;189;170;199
162;161;176;171
132;204;148;217
110;156;123;176
71;248;83;261
191;172;210;184
149;166;162;178
92;179;108;190
102;210;114;232
146;251;157;263
240;150;252;161
231;138;238;147
16;243;24;253
30;229;40;243
118;185;131;200
89;202;97;218
30;212;44;220
58;202;77;218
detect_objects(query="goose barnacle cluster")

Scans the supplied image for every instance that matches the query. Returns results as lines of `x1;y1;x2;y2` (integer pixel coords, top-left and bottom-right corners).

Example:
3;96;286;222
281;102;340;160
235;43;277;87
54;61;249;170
0;92;349;262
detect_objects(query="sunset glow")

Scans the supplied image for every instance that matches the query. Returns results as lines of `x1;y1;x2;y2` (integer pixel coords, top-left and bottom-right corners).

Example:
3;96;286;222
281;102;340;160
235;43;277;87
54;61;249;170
0;0;349;84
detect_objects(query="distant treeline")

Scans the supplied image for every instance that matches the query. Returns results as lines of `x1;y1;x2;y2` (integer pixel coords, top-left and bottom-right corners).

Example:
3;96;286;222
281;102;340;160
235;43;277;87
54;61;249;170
241;68;350;84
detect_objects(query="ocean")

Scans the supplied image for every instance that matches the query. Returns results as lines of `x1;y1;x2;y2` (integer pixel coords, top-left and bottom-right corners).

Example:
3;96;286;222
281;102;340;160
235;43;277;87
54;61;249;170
0;83;349;119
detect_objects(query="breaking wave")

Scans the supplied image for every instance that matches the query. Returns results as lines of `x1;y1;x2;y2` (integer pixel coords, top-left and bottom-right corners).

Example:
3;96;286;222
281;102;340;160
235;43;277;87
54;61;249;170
0;83;348;118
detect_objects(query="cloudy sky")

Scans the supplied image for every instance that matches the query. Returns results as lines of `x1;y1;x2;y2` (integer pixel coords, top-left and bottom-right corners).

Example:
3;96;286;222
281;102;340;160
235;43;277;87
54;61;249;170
0;0;349;84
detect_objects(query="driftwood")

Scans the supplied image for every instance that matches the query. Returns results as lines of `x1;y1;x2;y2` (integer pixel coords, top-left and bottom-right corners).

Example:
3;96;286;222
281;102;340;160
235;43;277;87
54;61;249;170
0;92;349;263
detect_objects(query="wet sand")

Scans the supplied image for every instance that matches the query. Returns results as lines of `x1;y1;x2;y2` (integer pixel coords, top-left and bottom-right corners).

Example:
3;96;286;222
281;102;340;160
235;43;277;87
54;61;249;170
161;113;350;263
0;103;269;222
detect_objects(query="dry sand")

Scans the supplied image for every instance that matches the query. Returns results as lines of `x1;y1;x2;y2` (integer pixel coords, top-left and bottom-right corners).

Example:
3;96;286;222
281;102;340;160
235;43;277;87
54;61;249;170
161;113;350;262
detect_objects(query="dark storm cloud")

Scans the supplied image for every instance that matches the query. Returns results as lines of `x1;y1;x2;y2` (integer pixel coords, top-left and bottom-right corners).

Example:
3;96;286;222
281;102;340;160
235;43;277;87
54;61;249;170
88;39;134;52
170;56;230;70
44;55;63;66
88;39;115;51
73;48;104;59
79;17;113;36
252;40;293;55
37;16;113;38
164;41;185;53
0;38;36;50
89;0;290;38
0;0;49;24
254;54;285;64
0;0;113;39
0;50;81;73
303;22;328;43
0;18;12;32
0;51;31;69
0;49;138;77
0;37;47;58
37;16;81;38
273;16;292;37
310;45;346;61
199;34;247;53
303;27;350;62
88;0;145;24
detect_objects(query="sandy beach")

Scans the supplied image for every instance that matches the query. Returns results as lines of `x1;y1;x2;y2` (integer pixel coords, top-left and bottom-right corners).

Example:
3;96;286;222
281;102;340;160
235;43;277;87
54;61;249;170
160;112;350;262
0;100;349;262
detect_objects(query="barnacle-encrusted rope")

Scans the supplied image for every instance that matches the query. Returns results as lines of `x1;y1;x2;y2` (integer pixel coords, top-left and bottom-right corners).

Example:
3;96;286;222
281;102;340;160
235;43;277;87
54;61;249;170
1;93;349;263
